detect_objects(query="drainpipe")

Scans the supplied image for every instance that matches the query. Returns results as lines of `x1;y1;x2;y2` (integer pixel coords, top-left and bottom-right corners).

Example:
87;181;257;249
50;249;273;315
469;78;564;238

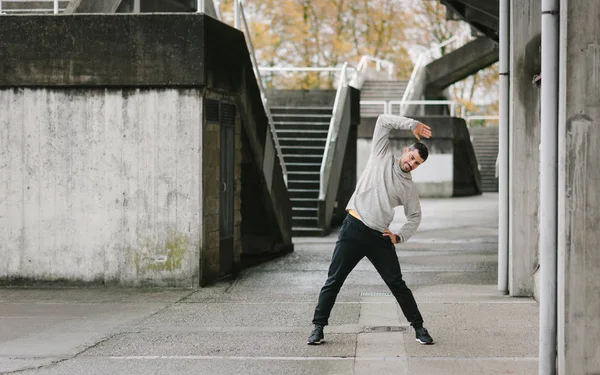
539;0;559;373
497;0;509;295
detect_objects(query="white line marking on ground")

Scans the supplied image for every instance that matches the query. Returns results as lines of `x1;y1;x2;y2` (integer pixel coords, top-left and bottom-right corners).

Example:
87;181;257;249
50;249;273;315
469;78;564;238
108;356;538;361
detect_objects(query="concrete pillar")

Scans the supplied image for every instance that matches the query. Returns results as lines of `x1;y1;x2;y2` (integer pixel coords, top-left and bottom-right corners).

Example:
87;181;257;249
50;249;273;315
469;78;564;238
557;0;600;373
508;0;541;297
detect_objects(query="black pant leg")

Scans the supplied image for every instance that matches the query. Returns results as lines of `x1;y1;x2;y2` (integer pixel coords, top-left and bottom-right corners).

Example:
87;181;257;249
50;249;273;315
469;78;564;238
365;242;424;327
312;218;364;326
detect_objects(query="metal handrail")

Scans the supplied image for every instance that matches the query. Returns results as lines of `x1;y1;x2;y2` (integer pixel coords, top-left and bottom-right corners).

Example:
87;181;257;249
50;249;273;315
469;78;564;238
237;1;288;185
259;67;355;73
349;55;394;88
388;100;465;118
0;0;60;14
355;55;394;78
319;62;349;200
360;99;466;118
400;30;471;115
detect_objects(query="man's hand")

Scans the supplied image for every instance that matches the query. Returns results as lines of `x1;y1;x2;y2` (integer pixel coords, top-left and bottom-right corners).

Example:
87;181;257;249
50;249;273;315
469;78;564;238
383;229;399;244
412;122;432;140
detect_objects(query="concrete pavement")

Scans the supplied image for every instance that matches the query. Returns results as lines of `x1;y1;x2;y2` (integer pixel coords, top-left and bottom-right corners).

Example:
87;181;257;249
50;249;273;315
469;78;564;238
0;193;538;374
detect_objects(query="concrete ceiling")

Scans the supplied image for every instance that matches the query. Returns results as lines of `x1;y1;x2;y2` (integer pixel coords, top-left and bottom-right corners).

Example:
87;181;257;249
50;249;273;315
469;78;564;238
439;0;499;43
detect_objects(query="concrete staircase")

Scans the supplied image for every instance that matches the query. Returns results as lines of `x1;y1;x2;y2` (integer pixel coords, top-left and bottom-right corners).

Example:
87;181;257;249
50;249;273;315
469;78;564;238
360;80;408;117
469;127;499;192
0;0;70;13
271;106;332;236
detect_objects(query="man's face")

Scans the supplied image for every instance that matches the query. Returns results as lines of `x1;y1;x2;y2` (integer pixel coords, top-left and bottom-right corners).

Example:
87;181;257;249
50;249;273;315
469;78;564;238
399;147;425;172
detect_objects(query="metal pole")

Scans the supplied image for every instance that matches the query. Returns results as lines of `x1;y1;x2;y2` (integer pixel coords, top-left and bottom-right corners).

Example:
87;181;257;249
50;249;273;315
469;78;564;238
233;0;240;29
0;0;3;14
498;0;510;295
196;0;204;13
133;0;140;13
539;0;559;373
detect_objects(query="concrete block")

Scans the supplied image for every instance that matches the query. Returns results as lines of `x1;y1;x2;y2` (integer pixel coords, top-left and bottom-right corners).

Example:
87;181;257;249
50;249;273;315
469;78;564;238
0;88;202;286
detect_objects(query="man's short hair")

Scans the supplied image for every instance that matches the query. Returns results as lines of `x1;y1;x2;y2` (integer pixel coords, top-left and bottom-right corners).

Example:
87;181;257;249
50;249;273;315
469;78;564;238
409;142;429;161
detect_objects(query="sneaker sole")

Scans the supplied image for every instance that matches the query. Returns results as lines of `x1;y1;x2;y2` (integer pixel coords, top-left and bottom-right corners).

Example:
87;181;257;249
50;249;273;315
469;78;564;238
307;340;324;345
416;338;434;345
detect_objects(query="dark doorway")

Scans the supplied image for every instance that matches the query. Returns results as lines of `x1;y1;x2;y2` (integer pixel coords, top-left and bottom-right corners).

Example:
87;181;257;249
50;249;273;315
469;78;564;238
219;102;236;279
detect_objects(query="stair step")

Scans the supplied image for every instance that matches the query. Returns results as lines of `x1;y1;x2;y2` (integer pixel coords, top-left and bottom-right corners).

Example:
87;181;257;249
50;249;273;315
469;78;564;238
279;139;326;148
271;106;333;116
274;121;330;126
284;155;323;160
279;137;327;141
292;227;325;237
276;130;329;136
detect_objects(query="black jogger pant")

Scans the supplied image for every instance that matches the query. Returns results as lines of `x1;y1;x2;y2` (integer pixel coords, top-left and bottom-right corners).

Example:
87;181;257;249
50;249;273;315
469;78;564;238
312;213;424;327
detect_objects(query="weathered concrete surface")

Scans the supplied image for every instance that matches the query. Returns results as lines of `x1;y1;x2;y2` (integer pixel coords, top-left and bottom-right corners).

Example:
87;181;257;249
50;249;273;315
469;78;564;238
0;14;206;87
426;37;499;91
508;0;541;298
557;1;600;373
0;14;293;285
0;88;202;286
0;194;539;374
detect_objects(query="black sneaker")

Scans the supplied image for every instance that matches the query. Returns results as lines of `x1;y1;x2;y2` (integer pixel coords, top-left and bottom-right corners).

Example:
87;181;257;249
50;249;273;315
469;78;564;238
307;325;324;345
415;326;434;345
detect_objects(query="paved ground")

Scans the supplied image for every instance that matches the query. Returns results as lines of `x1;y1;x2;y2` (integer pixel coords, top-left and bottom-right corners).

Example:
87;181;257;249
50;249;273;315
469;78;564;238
0;193;538;374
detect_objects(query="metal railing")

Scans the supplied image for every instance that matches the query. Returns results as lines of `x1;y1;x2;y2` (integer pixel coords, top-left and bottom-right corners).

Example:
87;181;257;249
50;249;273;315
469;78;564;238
236;1;288;185
361;99;466;118
389;100;465;118
319;62;349;200
400;29;471;116
195;0;287;185
0;0;61;14
355;56;394;77
350;55;394;88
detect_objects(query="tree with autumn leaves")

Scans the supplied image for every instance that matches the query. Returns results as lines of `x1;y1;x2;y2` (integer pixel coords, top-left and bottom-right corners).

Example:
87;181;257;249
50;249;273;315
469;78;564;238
218;0;498;120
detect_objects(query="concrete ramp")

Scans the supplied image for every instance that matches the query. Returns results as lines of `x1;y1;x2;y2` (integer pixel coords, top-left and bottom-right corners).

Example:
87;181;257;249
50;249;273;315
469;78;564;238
426;37;498;92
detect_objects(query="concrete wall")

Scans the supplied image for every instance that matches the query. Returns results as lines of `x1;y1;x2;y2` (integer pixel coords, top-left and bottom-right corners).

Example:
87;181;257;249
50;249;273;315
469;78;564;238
0;14;292;286
508;0;541;297
0;88;202;286
557;0;600;373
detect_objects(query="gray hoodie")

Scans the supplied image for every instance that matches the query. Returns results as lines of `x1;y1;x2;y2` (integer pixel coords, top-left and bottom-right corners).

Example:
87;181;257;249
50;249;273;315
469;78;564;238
346;114;421;243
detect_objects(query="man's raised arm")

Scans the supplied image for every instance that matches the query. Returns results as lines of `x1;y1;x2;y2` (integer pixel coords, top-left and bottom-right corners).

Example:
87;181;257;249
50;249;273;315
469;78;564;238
371;115;431;157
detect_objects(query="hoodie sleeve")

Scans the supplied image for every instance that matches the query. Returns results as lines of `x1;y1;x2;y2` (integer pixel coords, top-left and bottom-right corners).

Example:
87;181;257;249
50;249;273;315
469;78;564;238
396;191;422;243
371;114;419;158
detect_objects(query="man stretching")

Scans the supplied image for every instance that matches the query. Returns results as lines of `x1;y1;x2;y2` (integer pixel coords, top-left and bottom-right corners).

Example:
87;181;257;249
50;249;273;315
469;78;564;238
308;114;434;345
